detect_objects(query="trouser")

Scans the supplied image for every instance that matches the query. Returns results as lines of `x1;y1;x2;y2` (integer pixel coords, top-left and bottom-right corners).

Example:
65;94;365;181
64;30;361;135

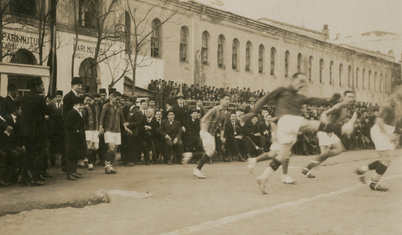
226;137;240;156
165;139;184;161
128;135;141;163
24;136;47;181
87;149;98;165
237;138;251;155
97;135;107;164
120;134;129;162
66;158;78;175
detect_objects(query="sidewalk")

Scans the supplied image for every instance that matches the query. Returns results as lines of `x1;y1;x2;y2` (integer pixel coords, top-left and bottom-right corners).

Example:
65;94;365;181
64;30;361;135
0;149;389;217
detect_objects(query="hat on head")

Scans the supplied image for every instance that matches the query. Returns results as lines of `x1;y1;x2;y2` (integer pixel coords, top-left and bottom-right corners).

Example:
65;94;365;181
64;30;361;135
249;97;257;102
56;90;63;96
99;88;106;94
73;96;84;105
127;95;137;102
175;92;185;99
7;83;17;92
190;108;200;114
166;109;175;115
71;77;83;85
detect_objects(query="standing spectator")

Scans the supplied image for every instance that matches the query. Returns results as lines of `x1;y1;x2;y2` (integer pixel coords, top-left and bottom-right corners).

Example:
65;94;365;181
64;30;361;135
244;97;256;114
125;96;142;166
172;93;189;128
1;83;18;116
21;77;50;186
48;90;64;167
64;96;86;181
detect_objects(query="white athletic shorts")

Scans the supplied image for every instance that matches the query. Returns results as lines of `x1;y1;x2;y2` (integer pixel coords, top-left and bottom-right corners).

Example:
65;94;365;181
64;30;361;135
277;115;304;144
317;131;341;147
371;123;396;151
104;132;121;145
270;141;281;151
200;130;215;156
85;130;99;142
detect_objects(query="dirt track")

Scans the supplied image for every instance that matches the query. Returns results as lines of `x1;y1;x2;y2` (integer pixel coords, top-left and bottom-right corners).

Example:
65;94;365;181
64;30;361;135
1;150;401;235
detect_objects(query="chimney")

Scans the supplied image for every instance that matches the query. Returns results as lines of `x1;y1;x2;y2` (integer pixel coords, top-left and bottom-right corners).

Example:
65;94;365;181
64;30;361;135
322;24;329;41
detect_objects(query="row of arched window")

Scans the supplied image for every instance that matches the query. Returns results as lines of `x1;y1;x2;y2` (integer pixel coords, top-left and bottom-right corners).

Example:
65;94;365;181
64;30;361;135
151;22;390;93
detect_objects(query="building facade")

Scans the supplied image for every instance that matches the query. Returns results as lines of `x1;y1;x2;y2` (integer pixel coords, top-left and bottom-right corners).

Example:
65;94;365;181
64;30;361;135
0;0;400;104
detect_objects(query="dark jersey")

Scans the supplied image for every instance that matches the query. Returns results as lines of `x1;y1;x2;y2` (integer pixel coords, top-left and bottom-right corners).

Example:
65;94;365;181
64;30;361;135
322;103;349;125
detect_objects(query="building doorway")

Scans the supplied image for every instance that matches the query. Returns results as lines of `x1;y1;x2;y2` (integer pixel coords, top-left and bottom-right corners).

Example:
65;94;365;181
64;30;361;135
79;58;99;93
8;49;38;97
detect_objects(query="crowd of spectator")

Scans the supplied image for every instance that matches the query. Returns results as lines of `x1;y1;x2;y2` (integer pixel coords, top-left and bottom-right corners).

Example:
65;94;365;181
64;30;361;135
0;76;387;186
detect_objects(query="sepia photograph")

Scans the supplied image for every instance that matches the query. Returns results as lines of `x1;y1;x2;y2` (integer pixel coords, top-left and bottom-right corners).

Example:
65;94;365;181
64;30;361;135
0;0;401;234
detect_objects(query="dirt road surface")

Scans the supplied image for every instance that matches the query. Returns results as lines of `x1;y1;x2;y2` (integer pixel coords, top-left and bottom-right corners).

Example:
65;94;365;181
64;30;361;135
1;150;401;235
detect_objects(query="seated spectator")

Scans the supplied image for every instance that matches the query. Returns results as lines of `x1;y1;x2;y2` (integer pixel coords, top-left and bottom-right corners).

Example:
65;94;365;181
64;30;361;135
140;108;160;165
225;113;247;162
159;110;184;165
259;114;272;151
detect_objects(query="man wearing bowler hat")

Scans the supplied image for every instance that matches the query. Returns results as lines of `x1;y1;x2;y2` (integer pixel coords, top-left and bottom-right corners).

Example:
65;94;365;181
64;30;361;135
159;110;183;164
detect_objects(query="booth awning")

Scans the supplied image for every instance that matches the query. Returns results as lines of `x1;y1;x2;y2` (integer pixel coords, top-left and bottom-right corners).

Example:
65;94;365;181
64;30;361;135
0;62;50;77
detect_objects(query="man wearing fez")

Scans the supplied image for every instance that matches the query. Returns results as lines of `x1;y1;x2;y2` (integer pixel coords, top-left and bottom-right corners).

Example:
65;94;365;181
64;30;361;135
159;110;184;165
63;77;82;118
21;77;51;186
48;90;65;167
1;83;18;116
64;96;86;180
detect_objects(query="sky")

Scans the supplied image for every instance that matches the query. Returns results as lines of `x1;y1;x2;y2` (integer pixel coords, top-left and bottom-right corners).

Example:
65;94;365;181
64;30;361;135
195;0;402;39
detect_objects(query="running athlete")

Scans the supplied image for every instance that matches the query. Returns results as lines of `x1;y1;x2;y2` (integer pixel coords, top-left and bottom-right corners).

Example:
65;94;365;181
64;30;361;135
192;93;230;179
301;90;357;178
247;115;296;184
244;72;355;194
355;80;402;191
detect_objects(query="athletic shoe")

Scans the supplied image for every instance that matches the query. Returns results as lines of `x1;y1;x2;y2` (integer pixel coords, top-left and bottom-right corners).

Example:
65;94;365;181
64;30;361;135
193;168;206;179
247;158;257;174
105;166;117;174
369;180;388;191
301;167;315;178
182;152;193;164
282;174;296;184
88;164;94;170
355;168;366;184
256;176;268;194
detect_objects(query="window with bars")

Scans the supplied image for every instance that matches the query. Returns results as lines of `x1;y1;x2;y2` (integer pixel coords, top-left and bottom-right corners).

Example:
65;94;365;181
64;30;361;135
217;35;225;68
374;72;377;91
297;53;302;73
258;44;264;73
270;47;276;75
180;26;188;62
348;66;352;87
201;31;209;65
151;19;161;58
285;51;290;77
309;56;313;81
10;0;36;16
319;59;324;83
329;61;333;85
78;0;97;28
245;41;252;71
232;39;239;70
368;71;371;90
339;63;343;86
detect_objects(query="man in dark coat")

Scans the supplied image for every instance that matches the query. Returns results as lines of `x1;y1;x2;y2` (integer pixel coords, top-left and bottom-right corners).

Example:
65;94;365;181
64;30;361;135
140;108;160;164
21;77;50;186
48;90;64;167
259;114;272;151
64;96;86;180
1;83;18;116
225;113;247;161
124;96;142;166
63;77;82;118
172;93;189;127
159;110;183;164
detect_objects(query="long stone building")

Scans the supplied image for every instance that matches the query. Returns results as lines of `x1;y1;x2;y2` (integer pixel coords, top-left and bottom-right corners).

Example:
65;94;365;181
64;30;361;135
0;0;400;104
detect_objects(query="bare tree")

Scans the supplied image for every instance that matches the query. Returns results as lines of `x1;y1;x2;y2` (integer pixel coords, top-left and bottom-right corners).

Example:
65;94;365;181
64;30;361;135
125;0;189;95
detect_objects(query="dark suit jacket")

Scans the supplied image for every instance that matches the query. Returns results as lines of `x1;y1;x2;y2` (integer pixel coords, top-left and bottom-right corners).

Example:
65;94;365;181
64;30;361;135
172;103;189;126
184;118;201;138
0;95;16;116
126;106;143;136
64;109;86;159
246;122;261;137
21;90;50;137
63;90;77;118
159;119;182;140
258;121;271;139
225;121;244;139
140;117;160;139
48;101;64;134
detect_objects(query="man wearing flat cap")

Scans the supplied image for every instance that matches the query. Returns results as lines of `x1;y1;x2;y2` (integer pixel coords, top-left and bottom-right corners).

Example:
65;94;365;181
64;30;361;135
1;83;18;116
21;77;51;185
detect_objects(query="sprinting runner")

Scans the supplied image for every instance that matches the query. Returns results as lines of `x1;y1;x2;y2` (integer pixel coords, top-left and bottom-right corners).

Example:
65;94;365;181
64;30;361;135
244;72;355;194
192;93;230;179
247;116;296;184
355;80;402;191
301;90;357;178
